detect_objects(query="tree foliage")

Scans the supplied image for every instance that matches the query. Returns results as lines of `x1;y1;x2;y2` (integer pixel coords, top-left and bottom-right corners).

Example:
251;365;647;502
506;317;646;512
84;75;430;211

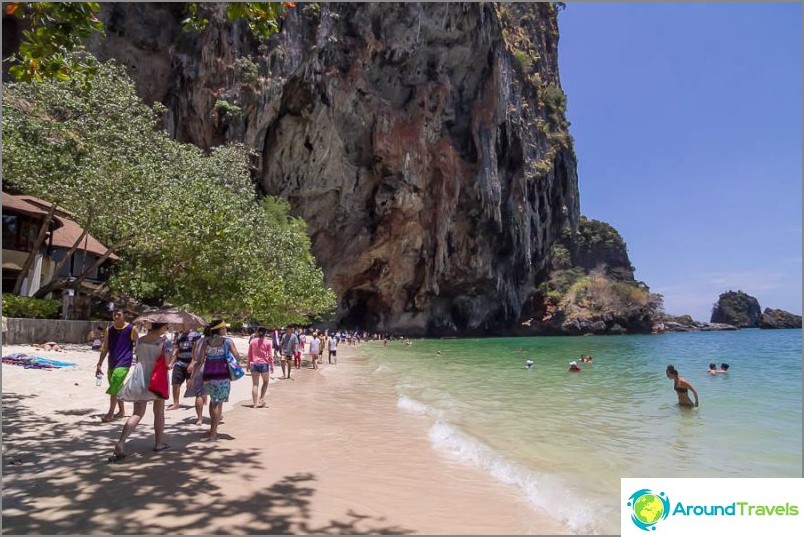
4;2;103;82
2;58;335;325
5;2;294;83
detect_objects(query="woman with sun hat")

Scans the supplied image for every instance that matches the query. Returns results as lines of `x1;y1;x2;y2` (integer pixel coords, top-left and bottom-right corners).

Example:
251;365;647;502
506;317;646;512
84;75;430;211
192;319;242;441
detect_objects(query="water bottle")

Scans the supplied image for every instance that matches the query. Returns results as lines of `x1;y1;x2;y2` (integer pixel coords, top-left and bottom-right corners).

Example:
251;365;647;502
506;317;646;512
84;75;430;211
96;372;103;387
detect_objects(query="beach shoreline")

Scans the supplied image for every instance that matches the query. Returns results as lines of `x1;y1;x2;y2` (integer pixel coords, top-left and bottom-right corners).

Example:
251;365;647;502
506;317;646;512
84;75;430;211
2;337;571;535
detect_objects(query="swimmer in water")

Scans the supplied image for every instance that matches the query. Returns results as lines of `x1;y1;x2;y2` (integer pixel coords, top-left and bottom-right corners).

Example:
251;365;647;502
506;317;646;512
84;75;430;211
666;364;699;408
568;360;582;372
525;359;534;369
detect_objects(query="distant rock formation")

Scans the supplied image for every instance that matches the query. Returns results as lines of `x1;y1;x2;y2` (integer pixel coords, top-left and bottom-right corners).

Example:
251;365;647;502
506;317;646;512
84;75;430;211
657;314;738;333
759;308;802;329
710;290;762;328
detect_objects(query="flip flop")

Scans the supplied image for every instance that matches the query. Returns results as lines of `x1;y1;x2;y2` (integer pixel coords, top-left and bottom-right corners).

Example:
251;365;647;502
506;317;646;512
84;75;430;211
152;444;171;452
106;453;126;463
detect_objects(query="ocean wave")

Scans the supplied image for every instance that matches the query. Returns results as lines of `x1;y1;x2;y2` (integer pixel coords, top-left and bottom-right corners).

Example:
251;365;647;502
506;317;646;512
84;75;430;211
427;421;608;534
396;395;431;416
373;364;393;374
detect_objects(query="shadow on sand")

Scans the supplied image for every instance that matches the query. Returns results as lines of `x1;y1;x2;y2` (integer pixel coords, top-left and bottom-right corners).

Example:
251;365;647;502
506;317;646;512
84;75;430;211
2;392;412;534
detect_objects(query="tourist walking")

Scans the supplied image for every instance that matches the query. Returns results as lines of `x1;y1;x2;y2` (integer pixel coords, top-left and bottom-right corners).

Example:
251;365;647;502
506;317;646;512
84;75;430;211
167;323;202;410
107;322;171;462
279;326;299;379
666;365;699;408
327;334;339;364
184;327;210;425
193;320;240;441
308;332;321;369
294;329;303;369
95;309;139;422
247;326;273;407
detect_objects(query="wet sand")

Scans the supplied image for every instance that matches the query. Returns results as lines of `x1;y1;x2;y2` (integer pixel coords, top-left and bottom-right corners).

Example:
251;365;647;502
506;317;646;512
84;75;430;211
2;337;570;534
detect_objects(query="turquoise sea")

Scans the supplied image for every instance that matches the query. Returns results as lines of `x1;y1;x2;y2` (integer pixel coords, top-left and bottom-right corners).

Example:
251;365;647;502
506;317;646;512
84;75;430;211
360;329;802;534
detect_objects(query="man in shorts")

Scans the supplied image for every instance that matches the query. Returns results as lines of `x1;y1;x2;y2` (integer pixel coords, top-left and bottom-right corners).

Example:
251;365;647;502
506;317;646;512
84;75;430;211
327;334;339;364
308;332;321;369
279;326;299;379
167;323;202;410
95;309;139;422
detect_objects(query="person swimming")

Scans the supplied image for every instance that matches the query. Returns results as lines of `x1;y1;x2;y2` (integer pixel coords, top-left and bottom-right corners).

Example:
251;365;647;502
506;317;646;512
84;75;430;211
707;363;718;375
666;364;699;408
718;363;730;373
525;359;534;369
568;361;582;372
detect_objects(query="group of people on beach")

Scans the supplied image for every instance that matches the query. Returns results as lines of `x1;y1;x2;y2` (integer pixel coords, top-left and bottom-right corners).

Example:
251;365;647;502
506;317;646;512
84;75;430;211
93;309;351;462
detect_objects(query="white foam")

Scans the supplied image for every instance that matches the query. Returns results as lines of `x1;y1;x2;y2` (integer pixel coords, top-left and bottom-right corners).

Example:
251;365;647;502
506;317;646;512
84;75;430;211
373;364;393;374
396;395;431;416
427;421;608;534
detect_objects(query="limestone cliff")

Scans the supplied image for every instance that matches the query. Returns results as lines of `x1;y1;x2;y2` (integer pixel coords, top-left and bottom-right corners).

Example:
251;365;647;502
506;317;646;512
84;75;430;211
81;2;579;336
522;217;660;335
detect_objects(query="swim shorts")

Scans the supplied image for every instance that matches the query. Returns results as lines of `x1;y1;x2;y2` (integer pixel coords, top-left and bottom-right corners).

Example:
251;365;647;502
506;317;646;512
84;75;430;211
172;361;191;385
106;367;129;396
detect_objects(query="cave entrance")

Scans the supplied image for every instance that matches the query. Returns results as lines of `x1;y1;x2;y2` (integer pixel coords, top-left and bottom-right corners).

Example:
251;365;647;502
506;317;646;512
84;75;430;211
340;290;384;331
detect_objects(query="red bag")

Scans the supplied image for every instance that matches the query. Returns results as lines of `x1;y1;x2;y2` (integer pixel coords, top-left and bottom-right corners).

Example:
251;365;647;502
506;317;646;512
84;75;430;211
148;348;169;399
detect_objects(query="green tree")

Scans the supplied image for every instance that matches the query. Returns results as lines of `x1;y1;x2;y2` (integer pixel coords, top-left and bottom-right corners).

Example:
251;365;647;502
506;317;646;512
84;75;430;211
3;59;335;322
5;2;292;83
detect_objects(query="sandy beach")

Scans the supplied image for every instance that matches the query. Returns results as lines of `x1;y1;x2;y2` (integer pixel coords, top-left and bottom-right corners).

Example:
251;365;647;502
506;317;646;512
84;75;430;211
2;336;570;535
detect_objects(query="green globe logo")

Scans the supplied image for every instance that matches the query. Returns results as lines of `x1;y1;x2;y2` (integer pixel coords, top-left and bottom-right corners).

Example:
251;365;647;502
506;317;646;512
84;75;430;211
627;489;670;531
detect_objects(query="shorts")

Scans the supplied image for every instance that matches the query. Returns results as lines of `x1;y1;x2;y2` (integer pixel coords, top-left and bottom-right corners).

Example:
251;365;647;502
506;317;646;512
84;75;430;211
329;349;337;356
204;379;231;403
251;363;269;374
106;367;129;396
281;354;293;362
172;361;191;385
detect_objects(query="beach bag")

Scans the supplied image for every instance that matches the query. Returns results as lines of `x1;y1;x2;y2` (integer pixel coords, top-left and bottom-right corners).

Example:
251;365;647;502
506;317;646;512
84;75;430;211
225;339;245;381
148;347;170;399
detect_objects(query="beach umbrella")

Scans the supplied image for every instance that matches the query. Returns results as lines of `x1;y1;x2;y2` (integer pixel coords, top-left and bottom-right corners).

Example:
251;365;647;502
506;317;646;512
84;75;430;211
133;309;207;329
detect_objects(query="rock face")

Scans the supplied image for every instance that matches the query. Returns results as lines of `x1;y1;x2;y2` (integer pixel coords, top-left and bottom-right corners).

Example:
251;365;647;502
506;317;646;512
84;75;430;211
710;290;762;328
517;217;658;336
759;308;802;329
84;2;579;336
657;314;738;333
564;217;634;281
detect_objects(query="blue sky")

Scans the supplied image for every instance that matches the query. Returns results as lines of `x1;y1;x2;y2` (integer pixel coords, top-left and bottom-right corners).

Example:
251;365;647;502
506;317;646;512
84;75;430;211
557;2;802;321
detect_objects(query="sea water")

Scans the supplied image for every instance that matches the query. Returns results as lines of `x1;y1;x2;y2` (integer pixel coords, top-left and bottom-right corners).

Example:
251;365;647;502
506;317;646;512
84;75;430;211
360;329;802;534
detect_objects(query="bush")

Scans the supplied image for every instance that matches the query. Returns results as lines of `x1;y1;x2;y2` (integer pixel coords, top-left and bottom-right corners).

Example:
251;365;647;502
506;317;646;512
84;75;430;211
234;57;259;86
2;294;61;319
512;50;533;74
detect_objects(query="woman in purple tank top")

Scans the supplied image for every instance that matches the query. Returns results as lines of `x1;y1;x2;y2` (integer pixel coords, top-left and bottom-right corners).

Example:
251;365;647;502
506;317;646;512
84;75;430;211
192;319;242;441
